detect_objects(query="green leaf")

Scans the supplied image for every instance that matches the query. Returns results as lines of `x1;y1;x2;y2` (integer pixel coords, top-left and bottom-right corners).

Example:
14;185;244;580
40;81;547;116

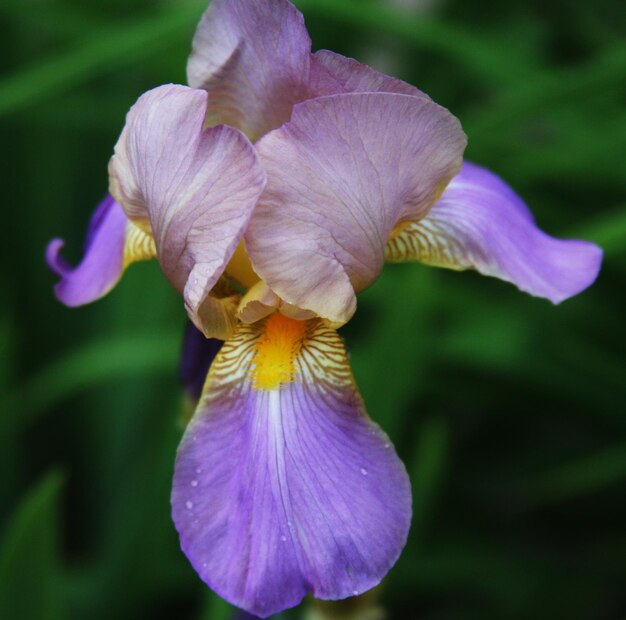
521;443;626;505
0;0;202;118
0;332;180;435
0;471;66;620
295;0;538;85
566;206;626;257
466;44;626;143
348;265;437;438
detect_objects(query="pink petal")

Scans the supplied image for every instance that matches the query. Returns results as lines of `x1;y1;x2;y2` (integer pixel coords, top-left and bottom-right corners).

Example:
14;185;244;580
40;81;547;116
246;92;466;324
108;84;266;332
386;162;603;302
187;0;313;141
311;49;429;98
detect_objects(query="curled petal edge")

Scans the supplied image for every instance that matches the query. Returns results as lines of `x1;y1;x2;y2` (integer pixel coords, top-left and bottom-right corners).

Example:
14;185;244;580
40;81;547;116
46;194;156;307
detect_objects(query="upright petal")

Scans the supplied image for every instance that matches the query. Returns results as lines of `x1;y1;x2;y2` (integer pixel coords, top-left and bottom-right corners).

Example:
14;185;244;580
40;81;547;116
172;314;411;618
310;49;429;98
246;93;466;324
46;194;156;306
187;0;313;141
385;162;603;303
108;85;266;332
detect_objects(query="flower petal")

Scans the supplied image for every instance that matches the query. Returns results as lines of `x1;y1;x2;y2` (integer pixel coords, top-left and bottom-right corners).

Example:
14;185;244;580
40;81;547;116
108;85;266;333
246;92;466;324
46;194;156;306
311;49;429;98
172;315;411;618
187;0;313;141
385;162;603;303
236;280;280;324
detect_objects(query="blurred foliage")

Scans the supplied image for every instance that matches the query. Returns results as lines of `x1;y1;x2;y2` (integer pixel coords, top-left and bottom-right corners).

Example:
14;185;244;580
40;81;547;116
1;0;625;618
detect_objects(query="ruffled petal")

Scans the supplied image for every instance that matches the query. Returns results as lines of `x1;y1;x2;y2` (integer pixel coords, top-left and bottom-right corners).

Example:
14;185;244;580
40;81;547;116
108;85;266;333
385;162;603;303
310;49;429;98
46;194;156;306
236;280;280;324
172;315;411;618
246;92;466;324
187;0;313;141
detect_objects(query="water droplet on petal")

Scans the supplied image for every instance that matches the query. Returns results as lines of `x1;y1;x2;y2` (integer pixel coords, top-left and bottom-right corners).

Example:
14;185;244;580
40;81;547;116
280;535;287;542
360;468;368;476
352;590;359;596
195;467;202;474
185;501;193;510
191;479;198;487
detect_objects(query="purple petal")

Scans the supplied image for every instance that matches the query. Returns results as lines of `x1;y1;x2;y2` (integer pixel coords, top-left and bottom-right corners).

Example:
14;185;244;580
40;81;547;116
172;315;411;618
179;321;223;401
108;85;266;333
246;92;466;324
46;195;152;306
386;162;603;303
187;0;313;141
310;49;429;98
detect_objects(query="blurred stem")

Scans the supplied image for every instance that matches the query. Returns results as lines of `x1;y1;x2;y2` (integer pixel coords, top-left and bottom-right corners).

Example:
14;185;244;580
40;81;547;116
198;591;231;620
409;417;448;546
306;590;384;620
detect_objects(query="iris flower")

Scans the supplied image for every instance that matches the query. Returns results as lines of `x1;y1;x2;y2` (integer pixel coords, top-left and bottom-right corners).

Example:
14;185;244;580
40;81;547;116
47;0;602;617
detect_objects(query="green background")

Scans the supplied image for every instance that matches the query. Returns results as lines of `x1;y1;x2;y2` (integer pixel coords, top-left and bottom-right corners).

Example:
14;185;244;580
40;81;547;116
1;0;625;618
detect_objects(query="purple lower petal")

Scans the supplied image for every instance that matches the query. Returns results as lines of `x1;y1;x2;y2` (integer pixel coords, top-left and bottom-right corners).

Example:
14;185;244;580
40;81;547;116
386;162;603;303
172;316;411;618
46;195;127;306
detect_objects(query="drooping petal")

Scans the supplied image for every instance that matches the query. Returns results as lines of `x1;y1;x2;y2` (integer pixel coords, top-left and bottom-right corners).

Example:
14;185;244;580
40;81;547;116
385;162;603;303
310;49;429;98
172;314;411;618
246;92;466;324
179;321;223;401
187;0;313;141
46;194;156;306
108;85;266;333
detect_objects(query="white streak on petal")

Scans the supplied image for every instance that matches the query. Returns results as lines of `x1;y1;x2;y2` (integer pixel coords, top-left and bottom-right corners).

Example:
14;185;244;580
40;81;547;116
172;317;411;618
